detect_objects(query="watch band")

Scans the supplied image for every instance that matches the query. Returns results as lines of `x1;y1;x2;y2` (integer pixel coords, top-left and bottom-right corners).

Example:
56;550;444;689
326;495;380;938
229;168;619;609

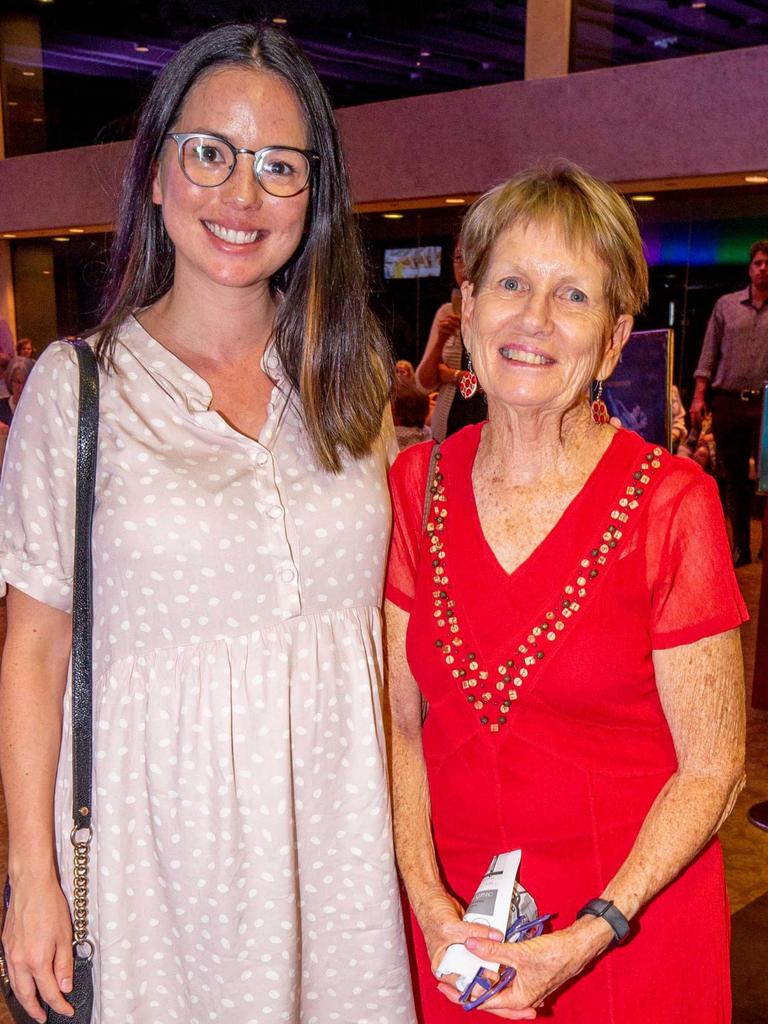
576;898;630;943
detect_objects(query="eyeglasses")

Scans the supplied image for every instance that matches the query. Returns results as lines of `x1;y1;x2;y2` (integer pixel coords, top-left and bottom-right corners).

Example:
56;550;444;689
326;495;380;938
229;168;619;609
164;133;319;197
458;911;551;1013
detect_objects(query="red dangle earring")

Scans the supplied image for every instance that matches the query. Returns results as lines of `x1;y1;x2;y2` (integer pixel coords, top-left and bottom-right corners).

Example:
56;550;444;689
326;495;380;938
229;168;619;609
459;353;478;400
591;379;610;424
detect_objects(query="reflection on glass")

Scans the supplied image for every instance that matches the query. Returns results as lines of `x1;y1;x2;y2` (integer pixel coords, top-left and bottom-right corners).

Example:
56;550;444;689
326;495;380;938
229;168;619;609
571;0;768;72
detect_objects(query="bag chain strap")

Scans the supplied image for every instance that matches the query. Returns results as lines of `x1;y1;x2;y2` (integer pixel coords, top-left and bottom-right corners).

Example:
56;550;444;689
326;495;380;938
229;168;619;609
70;825;93;954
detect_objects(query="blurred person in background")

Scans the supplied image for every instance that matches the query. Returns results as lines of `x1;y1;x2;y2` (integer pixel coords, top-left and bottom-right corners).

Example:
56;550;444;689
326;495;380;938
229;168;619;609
691;240;768;565
397;358;416;381
0;356;34;428
393;378;431;451
415;241;487;442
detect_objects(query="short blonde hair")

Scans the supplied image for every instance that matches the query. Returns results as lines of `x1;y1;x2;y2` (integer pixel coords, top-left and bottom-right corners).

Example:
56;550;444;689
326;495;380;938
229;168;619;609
460;162;649;320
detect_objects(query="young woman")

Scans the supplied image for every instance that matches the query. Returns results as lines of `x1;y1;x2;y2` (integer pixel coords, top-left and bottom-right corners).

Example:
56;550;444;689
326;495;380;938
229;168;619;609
0;24;415;1024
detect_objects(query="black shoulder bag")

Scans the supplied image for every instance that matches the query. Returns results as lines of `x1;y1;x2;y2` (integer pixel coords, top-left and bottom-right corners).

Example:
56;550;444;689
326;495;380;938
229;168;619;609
0;339;98;1024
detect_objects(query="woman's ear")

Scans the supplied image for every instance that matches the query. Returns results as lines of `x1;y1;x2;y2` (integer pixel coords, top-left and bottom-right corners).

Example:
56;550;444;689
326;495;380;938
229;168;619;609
460;280;475;349
598;314;633;379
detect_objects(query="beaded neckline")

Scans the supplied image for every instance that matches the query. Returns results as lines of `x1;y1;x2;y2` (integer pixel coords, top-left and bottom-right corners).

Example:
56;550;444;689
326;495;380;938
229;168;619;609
426;442;667;733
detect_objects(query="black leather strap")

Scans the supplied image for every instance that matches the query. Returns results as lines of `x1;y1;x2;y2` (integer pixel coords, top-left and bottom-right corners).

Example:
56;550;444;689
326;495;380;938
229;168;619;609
576;898;630;944
69;340;99;833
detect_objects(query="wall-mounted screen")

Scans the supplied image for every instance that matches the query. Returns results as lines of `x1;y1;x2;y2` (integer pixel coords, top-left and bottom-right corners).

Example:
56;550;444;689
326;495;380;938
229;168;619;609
384;246;442;280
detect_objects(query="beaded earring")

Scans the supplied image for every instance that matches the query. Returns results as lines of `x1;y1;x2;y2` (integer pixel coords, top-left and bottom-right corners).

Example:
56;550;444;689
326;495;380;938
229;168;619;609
591;379;610;424
459;353;478;400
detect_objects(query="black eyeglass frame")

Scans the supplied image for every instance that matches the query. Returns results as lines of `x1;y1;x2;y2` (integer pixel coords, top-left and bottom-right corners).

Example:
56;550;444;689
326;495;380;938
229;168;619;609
164;132;320;196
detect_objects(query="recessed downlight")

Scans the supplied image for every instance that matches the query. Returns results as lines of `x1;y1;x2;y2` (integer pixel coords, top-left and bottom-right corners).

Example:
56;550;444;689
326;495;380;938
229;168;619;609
745;175;768;184
631;194;656;202
444;197;466;205
382;213;404;220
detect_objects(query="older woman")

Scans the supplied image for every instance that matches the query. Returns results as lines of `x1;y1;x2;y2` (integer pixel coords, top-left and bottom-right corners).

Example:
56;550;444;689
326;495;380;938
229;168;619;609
0;355;34;427
385;164;746;1022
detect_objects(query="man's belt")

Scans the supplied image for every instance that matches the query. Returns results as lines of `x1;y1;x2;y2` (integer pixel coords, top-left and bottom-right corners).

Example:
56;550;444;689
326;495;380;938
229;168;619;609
711;387;764;402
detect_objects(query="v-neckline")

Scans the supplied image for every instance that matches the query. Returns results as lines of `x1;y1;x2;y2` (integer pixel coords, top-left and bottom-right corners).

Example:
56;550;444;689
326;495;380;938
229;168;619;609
462;424;623;585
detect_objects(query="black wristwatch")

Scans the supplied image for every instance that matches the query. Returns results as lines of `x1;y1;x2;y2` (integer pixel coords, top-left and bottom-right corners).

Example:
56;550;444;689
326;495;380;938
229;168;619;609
576;898;630;944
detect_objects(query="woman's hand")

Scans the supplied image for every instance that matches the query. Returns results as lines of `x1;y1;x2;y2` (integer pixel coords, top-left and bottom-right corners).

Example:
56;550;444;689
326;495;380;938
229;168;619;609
415;886;504;976
2;876;76;1022
436;312;461;346
436;918;612;1019
437;362;461;387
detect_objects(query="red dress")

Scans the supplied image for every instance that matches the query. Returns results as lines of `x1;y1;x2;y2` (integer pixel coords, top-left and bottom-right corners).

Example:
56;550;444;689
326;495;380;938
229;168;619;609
386;425;747;1024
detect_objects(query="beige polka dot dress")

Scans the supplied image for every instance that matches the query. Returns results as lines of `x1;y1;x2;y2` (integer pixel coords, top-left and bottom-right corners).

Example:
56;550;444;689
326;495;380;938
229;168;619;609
0;317;416;1024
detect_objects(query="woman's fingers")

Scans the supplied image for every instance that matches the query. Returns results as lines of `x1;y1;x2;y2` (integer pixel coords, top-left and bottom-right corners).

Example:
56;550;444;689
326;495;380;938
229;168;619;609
7;962;48;1024
35;956;75;1018
466;935;516;964
436;981;537;1019
54;939;74;994
464;922;505;943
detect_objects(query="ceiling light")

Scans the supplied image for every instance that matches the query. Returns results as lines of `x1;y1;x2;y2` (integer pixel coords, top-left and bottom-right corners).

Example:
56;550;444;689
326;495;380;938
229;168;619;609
416;61;422;67
382;213;404;220
420;50;431;58
444;197;466;205
68;227;85;234
631;194;655;202
32;117;43;123
2;234;17;239
22;70;36;77
272;17;288;25
42;269;51;275
691;1;706;7
8;101;18;107
53;236;70;242
745;175;768;184
134;44;149;53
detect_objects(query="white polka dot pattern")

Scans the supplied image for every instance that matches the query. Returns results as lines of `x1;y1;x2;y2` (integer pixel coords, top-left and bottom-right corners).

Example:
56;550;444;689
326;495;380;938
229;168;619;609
0;318;415;1023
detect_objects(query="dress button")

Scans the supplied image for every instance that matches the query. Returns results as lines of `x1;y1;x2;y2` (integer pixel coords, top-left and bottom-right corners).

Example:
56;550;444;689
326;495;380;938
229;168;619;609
267;506;283;519
254;450;269;466
280;568;295;583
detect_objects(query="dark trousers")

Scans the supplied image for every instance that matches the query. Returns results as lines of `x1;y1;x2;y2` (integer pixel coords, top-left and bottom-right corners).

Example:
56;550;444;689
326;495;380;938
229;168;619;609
710;390;763;554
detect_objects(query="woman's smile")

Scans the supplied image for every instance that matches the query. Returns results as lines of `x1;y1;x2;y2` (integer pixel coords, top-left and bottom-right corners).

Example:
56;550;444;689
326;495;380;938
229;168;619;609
202;220;267;245
498;344;556;366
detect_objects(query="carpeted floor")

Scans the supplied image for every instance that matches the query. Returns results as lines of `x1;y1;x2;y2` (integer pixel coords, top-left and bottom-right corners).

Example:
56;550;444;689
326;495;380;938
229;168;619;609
732;891;768;1024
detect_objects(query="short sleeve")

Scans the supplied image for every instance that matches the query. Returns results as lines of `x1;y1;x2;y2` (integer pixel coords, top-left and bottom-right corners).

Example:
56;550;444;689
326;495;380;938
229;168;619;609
385;442;434;612
0;341;81;611
646;462;748;649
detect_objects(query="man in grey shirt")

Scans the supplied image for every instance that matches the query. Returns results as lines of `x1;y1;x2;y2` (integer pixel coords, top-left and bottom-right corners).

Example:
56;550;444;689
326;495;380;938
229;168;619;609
692;241;768;565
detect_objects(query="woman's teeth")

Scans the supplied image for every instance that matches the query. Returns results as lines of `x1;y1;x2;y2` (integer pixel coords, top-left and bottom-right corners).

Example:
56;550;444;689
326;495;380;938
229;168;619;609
500;347;551;365
204;222;263;245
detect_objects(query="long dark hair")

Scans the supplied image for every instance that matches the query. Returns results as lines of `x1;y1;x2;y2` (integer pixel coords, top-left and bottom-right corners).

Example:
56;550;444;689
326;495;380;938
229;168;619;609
96;23;391;472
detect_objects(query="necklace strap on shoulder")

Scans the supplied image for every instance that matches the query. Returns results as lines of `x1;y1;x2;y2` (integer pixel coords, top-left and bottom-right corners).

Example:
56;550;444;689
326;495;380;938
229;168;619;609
422;442;442;534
